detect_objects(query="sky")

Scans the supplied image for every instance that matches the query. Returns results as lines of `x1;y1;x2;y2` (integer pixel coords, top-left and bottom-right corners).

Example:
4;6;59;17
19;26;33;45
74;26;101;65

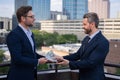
0;0;120;18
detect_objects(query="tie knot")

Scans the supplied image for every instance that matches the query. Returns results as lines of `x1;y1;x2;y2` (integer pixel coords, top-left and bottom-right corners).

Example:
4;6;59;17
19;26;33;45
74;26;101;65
85;36;90;43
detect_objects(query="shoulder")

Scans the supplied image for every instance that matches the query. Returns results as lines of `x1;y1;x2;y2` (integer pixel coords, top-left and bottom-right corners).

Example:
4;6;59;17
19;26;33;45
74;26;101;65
8;26;23;37
97;32;109;45
7;26;23;40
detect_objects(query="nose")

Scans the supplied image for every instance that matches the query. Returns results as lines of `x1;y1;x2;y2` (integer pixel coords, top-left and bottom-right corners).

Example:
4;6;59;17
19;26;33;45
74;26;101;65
33;18;36;21
82;25;84;29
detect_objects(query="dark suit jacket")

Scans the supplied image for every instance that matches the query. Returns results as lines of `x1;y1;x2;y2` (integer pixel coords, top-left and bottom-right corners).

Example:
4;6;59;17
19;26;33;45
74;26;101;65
6;26;43;80
64;31;109;80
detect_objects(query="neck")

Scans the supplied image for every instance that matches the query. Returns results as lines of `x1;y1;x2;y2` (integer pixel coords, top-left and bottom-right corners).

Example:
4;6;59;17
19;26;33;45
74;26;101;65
89;28;98;36
19;22;29;30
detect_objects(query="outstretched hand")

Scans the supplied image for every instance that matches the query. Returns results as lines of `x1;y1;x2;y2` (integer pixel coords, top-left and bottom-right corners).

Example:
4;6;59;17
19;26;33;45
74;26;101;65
56;59;69;66
38;57;48;64
54;55;69;66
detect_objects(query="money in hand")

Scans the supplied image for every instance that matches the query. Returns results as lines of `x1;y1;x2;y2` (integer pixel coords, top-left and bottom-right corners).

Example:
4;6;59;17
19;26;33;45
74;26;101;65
45;50;57;62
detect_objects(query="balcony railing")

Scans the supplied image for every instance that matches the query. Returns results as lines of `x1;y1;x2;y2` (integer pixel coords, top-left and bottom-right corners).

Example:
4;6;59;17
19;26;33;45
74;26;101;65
0;62;120;80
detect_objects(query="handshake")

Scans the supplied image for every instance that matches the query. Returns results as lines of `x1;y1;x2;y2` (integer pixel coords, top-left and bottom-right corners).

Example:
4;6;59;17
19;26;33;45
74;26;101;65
38;50;69;66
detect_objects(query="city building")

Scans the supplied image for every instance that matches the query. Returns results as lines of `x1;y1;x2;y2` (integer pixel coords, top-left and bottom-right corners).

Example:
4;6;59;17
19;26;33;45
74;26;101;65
15;0;28;12
12;14;18;29
28;0;50;21
100;18;120;39
88;0;110;19
40;18;120;41
56;14;68;20
63;0;88;20
117;11;120;18
50;11;62;20
13;0;50;29
0;17;12;30
0;17;11;43
40;20;85;41
13;0;28;29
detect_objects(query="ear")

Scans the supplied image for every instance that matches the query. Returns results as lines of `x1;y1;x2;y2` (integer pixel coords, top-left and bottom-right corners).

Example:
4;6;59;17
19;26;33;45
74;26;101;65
21;16;25;22
91;22;95;27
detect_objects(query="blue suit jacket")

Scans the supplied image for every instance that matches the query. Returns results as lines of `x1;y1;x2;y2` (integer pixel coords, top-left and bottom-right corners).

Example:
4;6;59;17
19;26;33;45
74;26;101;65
6;26;43;80
64;32;109;80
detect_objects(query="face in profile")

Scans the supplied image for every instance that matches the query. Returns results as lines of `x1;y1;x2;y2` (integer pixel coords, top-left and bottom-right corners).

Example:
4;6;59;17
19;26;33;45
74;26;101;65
82;18;92;34
24;10;35;27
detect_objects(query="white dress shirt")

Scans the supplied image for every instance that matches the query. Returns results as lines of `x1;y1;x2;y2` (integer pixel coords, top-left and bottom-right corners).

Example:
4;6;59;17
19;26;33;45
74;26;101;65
88;30;100;42
19;24;34;51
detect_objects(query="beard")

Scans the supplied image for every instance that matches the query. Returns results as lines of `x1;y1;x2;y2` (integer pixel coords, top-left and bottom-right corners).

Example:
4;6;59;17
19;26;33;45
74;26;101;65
27;24;33;27
25;22;34;27
84;28;92;34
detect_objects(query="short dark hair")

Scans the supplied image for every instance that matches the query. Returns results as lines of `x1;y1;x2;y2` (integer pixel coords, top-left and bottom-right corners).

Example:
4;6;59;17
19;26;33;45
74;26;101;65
83;12;99;28
16;6;32;22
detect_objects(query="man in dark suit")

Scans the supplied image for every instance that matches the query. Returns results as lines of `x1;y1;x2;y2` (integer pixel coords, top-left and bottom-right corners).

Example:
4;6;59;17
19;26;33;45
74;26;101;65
6;6;48;80
56;12;109;80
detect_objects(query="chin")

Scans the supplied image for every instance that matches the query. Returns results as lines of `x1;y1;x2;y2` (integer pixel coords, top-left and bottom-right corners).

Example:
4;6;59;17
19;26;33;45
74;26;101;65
84;31;87;34
29;24;34;27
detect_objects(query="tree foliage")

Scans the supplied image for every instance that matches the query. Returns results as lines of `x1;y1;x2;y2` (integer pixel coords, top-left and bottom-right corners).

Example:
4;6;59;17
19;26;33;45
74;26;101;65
32;30;44;48
0;50;4;63
32;30;78;48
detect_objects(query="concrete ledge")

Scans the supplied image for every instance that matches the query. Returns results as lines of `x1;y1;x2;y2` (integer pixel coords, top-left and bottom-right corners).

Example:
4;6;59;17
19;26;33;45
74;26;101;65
0;70;120;80
105;74;120;80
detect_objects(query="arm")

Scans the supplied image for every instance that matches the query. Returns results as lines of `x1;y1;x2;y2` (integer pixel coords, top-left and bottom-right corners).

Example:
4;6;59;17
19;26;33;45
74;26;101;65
35;52;45;59
69;40;109;69
57;40;109;69
7;32;38;66
63;47;82;61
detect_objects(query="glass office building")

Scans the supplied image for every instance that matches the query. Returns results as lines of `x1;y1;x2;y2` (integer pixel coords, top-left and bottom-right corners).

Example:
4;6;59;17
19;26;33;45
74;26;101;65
28;0;50;21
13;0;28;29
13;0;50;29
63;0;88;20
15;0;28;12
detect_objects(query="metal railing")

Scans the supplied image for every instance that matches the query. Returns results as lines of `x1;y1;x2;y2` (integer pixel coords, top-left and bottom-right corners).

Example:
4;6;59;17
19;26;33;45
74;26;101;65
0;62;120;80
104;63;120;80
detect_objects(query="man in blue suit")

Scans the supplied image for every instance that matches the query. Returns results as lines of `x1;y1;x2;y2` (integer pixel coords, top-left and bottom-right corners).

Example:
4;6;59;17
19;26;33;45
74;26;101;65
56;12;109;80
6;6;48;80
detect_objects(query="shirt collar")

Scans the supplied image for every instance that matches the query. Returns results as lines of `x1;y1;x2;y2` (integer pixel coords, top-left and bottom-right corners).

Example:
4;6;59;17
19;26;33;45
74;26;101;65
88;30;100;40
18;24;32;35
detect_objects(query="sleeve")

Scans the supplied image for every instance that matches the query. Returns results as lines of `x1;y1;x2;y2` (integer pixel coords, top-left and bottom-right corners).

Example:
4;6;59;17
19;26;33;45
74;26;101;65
63;47;82;61
68;40;109;69
36;52;45;59
6;32;38;67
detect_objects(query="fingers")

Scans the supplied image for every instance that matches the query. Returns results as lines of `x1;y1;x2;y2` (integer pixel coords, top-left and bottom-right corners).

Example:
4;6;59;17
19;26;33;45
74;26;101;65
56;61;64;65
56;59;69;66
38;57;69;66
38;58;48;64
54;55;64;62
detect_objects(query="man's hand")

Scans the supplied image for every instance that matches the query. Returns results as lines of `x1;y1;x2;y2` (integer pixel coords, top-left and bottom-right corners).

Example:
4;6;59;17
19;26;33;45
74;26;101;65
54;55;69;66
38;58;48;64
54;55;64;62
56;59;69;66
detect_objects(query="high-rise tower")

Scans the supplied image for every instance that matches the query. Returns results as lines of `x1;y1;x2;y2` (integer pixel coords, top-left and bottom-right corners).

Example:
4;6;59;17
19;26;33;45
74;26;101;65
88;0;110;19
15;0;28;12
28;0;50;21
63;0;88;20
15;0;50;21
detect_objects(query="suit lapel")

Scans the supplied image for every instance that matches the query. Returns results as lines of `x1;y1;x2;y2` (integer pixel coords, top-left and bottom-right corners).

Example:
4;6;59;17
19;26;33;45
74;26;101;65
31;33;36;52
17;26;34;52
81;32;102;58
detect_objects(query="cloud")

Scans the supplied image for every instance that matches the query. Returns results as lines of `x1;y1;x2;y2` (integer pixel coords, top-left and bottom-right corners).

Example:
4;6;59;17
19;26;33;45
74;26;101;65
0;4;14;18
111;3;120;7
110;2;120;18
51;0;62;11
0;0;120;18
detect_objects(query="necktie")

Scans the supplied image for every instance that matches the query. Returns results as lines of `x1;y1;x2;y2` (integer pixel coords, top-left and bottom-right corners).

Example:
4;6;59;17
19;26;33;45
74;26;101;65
84;36;90;44
82;36;90;53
